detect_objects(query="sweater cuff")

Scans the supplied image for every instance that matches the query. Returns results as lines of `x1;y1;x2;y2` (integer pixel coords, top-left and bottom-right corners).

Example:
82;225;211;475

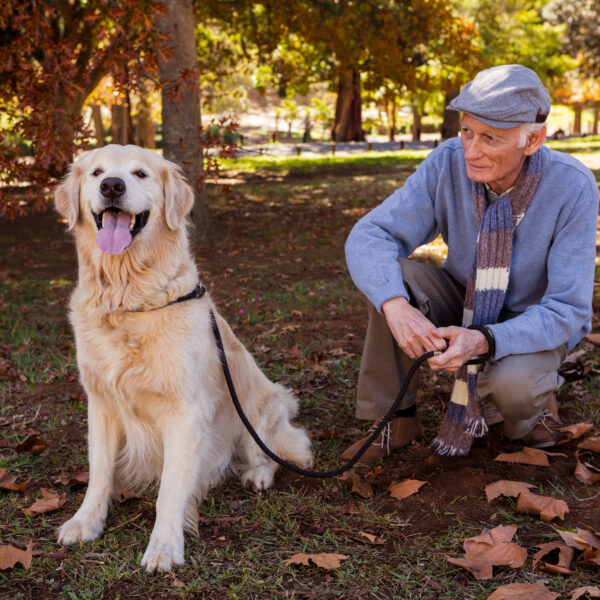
369;283;410;315
486;323;511;360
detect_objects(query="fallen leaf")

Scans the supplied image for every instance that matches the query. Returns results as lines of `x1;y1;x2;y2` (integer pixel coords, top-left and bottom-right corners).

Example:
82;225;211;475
15;435;47;456
532;542;574;574
54;472;89;487
447;556;493;580
487;582;559;599
340;471;372;498
0;540;34;570
558;423;595;443
574;451;600;484
584;333;600;345
516;490;569;522
449;524;527;580
0;468;29;492
352;531;385;545
584;548;600;565
365;465;382;483
339;503;363;515
22;489;66;516
571;586;600;599
556;527;600;552
284;552;349;570
485;480;535;502
494;447;551;466
388;479;428;500
578;437;600;453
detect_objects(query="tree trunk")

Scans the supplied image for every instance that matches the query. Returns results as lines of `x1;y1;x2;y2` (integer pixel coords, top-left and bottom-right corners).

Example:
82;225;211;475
136;105;156;149
156;0;210;240
440;88;460;139
385;96;396;142
572;103;583;135
592;104;599;135
91;104;105;147
411;105;422;142
110;103;130;145
332;66;364;142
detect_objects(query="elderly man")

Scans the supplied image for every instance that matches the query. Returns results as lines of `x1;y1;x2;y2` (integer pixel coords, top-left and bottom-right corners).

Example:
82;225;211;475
343;64;598;462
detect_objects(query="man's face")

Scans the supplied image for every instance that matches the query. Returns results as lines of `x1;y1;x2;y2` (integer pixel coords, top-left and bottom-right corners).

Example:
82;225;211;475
460;114;527;195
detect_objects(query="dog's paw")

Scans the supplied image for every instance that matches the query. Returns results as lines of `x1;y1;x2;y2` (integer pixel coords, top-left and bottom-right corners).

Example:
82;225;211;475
58;515;104;545
241;463;276;491
141;536;184;573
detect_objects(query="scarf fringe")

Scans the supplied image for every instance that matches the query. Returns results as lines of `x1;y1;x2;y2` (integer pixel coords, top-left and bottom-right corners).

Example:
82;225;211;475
430;438;468;457
465;418;488;438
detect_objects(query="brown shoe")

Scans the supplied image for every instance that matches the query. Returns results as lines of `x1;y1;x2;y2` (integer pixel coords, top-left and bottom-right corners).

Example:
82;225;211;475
341;416;422;464
520;396;564;449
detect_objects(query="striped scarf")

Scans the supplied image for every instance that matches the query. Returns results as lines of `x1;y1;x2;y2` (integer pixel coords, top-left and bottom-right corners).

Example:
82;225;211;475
431;149;543;457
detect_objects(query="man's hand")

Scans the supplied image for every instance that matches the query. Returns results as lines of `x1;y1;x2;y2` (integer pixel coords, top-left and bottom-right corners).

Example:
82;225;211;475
382;297;446;359
427;326;489;372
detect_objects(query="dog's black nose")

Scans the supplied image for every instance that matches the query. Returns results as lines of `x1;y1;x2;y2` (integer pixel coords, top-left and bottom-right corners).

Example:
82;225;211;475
100;177;126;199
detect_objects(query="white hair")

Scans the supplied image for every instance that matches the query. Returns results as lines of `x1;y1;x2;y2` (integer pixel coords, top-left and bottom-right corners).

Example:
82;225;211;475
519;122;546;147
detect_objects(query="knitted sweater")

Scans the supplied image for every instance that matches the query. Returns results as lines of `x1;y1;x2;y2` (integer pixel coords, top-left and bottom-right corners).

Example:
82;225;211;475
345;138;599;360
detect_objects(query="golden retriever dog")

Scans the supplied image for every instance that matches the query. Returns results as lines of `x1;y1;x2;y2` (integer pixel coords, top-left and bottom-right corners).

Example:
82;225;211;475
54;144;313;573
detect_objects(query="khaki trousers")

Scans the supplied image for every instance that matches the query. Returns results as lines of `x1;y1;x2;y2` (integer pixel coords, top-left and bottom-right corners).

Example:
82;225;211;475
356;258;566;439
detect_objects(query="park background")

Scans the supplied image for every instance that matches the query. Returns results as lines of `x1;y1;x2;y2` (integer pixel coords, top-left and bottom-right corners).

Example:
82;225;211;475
1;1;600;599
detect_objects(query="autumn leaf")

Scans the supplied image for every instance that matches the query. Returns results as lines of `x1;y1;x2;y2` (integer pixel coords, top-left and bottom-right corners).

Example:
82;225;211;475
578;436;600;453
365;465;382;483
0;540;34;570
340;471;373;498
574;450;600;484
571;586;600;599
484;480;535;502
0;468;29;492
15;434;47;455
487;582;559;600
22;489;66;516
448;524;526;580
516;490;569;522
351;531;385;545
558;422;595;443
556;527;600;564
584;333;600;345
388;479;428;500
493;447;564;466
54;471;89;487
532;542;574;574
284;552;349;570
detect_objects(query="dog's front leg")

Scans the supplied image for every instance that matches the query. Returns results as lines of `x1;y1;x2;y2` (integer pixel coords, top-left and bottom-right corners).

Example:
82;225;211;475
141;414;203;573
58;398;118;544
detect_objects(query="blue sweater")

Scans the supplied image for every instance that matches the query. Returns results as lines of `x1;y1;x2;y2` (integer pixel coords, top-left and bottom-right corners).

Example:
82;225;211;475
345;138;599;360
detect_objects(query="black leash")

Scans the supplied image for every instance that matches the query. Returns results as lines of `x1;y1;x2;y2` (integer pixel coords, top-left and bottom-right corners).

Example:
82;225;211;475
151;285;491;478
209;309;490;478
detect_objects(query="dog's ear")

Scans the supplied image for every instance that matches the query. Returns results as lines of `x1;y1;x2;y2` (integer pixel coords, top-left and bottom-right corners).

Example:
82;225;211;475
54;163;82;230
163;162;194;230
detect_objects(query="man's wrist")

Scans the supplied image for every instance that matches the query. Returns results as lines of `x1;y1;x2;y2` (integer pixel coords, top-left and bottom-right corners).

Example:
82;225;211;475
467;324;495;361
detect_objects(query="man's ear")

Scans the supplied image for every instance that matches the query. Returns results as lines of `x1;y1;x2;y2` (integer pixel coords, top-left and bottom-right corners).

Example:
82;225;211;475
162;161;194;230
54;163;82;230
523;126;546;156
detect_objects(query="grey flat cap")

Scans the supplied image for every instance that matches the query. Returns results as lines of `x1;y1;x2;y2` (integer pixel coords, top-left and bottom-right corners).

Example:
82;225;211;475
447;64;550;129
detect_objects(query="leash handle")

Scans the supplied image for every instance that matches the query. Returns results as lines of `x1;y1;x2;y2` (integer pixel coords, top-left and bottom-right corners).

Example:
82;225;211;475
210;309;437;479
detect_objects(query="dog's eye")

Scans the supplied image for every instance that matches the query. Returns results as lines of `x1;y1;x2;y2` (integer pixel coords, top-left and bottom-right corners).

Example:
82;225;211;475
134;170;148;179
92;168;103;177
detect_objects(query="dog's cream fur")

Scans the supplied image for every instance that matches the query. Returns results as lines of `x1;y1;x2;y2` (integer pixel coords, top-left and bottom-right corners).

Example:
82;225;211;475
54;144;313;573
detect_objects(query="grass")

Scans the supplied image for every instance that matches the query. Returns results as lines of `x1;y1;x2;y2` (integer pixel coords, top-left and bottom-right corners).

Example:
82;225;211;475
1;138;600;598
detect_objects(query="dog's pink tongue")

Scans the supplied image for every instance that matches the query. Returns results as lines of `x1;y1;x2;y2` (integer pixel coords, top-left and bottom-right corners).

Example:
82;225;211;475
96;212;133;254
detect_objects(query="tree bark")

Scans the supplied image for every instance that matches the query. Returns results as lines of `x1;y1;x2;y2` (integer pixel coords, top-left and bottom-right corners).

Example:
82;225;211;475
385;96;396;142
440;88;460;139
91;104;105;147
592;104;599;135
572;103;582;135
156;0;211;240
411;105;422;142
332;66;364;142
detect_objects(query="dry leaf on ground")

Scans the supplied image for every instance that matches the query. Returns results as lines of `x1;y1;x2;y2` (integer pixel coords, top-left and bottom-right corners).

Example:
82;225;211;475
487;582;559;600
0;468;29;492
571;586;600;599
448;524;526;581
388;479;428;500
340;471;372;498
54;471;89;487
532;542;574;574
558;423;595;444
578;437;600;453
351;531;385;545
485;480;535;502
574;451;600;484
284;552;349;570
365;465;382;483
0;541;34;570
556;527;600;552
584;333;600;346
14;435;47;455
494;447;552;466
516;490;569;522
22;489;66;516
